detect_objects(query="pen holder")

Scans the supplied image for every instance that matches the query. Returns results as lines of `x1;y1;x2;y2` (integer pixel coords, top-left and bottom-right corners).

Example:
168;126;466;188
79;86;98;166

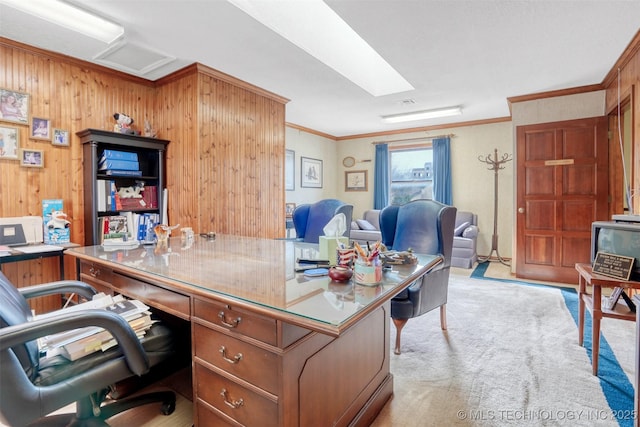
354;254;382;285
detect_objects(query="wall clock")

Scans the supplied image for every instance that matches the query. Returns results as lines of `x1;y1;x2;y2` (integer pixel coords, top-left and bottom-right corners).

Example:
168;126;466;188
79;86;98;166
342;156;356;168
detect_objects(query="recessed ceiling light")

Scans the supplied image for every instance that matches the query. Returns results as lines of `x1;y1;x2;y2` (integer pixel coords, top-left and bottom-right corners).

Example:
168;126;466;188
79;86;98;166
381;106;463;124
227;0;414;97
0;0;124;44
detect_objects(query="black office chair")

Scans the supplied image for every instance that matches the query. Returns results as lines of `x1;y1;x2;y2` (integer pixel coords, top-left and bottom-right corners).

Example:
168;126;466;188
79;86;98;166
380;199;457;354
0;271;178;426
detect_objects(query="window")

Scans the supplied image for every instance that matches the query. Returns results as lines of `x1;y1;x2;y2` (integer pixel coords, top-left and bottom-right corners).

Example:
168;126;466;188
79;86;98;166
389;146;433;205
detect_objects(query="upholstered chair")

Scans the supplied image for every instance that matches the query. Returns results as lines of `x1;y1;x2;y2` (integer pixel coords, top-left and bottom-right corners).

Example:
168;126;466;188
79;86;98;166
0;271;178;426
379;199;457;354
292;198;353;243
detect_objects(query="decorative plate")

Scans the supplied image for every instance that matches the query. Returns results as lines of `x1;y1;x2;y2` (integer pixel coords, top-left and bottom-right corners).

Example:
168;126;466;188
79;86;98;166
342;156;356;168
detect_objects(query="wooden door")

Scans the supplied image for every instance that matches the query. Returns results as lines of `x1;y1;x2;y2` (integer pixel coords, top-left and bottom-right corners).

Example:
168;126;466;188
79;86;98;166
516;117;609;283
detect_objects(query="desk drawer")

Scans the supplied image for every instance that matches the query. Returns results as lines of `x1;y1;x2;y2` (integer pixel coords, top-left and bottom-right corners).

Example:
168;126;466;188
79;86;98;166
79;261;114;285
193;323;279;394
193;298;277;346
110;272;190;320
195;363;278;427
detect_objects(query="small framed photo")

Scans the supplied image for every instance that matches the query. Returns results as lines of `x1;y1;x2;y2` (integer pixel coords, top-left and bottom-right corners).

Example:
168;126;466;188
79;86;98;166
0;88;29;125
20;148;44;168
301;156;322;188
285;202;296;219
31;117;51;140
285;149;295;191
345;170;368;191
0;124;20;159
52;128;70;146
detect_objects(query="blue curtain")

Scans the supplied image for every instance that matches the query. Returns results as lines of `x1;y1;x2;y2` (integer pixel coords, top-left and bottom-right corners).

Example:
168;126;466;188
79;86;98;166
374;143;389;209
433;137;452;205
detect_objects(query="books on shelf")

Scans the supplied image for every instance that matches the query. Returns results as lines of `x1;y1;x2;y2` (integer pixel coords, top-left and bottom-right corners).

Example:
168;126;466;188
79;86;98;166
38;293;155;361
100;149;138;162
98;159;140;171
104;169;143;177
98;212;159;244
96;182;158;212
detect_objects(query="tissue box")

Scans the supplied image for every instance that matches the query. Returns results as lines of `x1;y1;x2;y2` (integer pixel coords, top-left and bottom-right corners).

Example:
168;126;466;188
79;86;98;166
319;236;349;265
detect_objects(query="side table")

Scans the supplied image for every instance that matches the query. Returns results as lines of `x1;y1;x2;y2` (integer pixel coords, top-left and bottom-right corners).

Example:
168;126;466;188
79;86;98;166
576;262;640;376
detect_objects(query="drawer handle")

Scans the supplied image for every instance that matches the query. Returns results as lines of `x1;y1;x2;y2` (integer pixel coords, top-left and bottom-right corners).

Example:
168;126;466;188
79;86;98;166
218;311;242;328
220;388;244;409
88;267;101;278
219;346;243;364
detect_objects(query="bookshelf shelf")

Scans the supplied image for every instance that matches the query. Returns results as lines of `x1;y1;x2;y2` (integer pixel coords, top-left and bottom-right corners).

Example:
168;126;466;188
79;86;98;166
78;129;170;246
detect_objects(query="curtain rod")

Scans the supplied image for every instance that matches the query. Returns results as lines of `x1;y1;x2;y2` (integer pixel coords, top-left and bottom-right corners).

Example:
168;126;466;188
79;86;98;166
371;134;455;145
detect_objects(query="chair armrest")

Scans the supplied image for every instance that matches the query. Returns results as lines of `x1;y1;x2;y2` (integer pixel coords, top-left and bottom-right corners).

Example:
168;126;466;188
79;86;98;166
0;310;149;376
18;281;98;301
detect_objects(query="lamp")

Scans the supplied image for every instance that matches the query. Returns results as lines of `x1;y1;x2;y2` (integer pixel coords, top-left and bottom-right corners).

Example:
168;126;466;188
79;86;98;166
381;106;463;124
0;0;124;44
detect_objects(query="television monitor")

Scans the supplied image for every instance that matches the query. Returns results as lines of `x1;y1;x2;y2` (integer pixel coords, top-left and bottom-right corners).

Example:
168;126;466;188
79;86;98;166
591;221;640;281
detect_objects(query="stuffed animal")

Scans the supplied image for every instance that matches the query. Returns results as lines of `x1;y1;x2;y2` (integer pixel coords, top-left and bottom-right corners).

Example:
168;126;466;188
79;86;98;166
117;181;144;199
46;211;71;229
113;113;135;135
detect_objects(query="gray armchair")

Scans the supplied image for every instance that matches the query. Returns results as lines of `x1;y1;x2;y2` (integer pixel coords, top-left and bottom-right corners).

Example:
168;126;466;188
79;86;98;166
292;198;353;243
0;271;177;426
380;199;457;354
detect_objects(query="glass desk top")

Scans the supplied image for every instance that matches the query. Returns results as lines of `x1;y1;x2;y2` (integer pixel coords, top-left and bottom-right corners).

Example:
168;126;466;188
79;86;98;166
68;235;442;334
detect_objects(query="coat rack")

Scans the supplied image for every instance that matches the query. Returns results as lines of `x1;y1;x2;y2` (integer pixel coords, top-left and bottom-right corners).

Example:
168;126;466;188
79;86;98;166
477;148;512;266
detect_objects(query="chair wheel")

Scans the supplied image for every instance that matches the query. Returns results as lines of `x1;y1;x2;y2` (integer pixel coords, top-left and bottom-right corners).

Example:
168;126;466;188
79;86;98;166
161;400;176;415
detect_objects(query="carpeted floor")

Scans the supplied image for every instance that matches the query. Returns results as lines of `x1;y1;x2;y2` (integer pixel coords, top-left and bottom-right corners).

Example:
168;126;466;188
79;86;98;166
11;263;635;426
371;263;636;426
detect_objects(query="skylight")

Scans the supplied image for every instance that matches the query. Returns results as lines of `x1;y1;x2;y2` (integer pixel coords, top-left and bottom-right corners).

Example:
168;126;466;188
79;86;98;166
227;0;414;97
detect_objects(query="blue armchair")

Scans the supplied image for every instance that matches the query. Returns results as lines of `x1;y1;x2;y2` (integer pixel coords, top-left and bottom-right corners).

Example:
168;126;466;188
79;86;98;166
292;199;353;243
380;199;457;354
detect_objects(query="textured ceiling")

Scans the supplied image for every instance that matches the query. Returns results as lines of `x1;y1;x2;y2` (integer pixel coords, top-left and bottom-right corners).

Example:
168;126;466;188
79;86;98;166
1;0;638;138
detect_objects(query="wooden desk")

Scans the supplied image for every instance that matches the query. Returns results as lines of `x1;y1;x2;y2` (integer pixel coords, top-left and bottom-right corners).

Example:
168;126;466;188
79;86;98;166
576;262;640;376
67;236;442;427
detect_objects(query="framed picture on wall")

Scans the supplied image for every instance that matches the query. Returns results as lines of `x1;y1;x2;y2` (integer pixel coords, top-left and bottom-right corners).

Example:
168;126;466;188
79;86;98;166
0;124;20;159
345;170;368;191
285;149;295;191
0;88;29;125
285;202;296;218
301;156;322;188
20;148;44;168
52;128;70;146
31;117;51;140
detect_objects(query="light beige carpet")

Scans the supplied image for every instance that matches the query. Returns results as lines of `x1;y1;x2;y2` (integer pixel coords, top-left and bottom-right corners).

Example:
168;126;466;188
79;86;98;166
371;267;636;427
4;265;635;426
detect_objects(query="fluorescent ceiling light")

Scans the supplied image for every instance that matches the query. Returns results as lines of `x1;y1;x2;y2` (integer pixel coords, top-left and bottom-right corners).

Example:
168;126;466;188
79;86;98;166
227;0;414;97
381;107;463;124
0;0;124;44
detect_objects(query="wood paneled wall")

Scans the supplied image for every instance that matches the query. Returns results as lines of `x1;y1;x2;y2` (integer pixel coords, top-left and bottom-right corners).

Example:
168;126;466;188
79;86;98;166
603;30;640;214
155;64;287;238
0;39;287;311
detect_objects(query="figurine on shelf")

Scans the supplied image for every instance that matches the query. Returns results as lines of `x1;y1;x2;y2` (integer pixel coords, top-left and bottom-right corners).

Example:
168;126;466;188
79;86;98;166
143;119;157;138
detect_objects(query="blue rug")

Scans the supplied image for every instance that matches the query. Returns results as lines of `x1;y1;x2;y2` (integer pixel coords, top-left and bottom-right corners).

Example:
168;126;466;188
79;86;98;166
471;262;635;427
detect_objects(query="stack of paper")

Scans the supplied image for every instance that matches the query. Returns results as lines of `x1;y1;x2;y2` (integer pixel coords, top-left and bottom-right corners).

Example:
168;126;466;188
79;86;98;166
38;293;155;361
